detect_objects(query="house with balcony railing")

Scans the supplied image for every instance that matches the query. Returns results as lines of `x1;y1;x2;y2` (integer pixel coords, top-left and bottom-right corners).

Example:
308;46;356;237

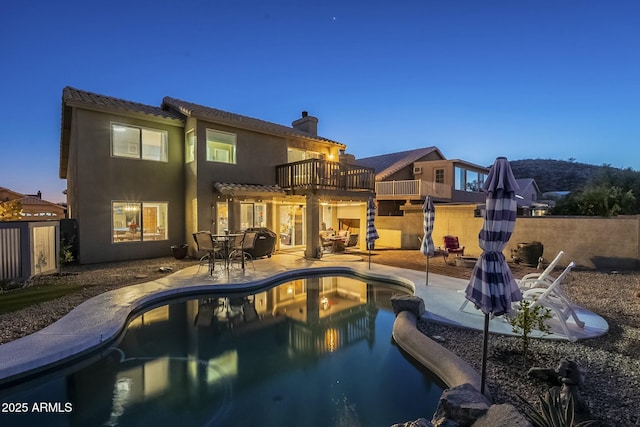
60;87;374;263
354;147;489;216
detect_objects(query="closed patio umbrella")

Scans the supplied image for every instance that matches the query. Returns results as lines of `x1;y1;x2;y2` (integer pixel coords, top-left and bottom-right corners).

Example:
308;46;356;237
464;157;521;395
365;198;379;269
419;196;435;285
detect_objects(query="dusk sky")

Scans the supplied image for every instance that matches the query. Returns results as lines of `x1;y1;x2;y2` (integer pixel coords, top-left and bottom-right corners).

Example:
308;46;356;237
1;0;638;203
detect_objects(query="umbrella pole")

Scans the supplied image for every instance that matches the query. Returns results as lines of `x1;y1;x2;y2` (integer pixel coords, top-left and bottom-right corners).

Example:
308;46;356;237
425;255;429;286
368;248;371;269
480;313;489;395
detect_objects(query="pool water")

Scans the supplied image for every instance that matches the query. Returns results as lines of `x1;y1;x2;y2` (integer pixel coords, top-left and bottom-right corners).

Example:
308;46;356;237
0;276;445;427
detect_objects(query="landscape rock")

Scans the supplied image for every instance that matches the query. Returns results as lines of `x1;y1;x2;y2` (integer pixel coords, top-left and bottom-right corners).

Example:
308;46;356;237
391;418;433;427
431;383;491;427
471;404;531;427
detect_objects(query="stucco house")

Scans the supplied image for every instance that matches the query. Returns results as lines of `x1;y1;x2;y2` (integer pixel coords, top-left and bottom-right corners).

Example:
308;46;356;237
60;87;374;264
353;147;489;216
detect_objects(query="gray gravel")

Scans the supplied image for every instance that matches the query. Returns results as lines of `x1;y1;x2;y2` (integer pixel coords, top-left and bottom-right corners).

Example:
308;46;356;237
1;259;639;426
418;270;640;427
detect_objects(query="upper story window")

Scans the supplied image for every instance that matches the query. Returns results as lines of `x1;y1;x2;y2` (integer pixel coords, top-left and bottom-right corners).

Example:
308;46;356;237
455;166;486;192
112;124;168;162
207;129;236;164
287;148;320;163
434;168;445;184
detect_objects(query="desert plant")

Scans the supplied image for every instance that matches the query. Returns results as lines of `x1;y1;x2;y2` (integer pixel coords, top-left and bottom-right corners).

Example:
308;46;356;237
517;388;596;427
60;236;75;265
508;298;552;366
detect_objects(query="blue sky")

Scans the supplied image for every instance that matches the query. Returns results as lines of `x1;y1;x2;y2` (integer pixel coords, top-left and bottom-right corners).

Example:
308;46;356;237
1;0;638;203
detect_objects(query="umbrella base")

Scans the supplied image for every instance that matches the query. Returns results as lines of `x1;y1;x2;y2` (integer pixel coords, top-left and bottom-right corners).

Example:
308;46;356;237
455;256;478;267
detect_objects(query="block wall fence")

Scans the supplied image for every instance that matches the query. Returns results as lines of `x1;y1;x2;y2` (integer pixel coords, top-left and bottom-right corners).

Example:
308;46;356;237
375;204;640;270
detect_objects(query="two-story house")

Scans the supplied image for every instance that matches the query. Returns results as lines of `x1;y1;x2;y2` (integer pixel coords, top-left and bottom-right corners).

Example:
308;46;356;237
60;87;374;264
353;147;489;216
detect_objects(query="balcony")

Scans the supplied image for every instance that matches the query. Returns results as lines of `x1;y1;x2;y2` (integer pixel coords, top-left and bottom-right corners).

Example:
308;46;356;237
375;179;452;200
276;159;375;194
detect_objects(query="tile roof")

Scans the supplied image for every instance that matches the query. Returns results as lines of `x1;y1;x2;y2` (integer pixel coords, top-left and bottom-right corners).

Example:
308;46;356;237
214;182;286;196
62;87;184;122
354;147;444;180
162;97;345;147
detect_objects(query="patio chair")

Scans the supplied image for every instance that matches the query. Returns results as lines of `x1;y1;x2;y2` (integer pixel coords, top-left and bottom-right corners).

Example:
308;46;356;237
458;251;565;312
229;231;257;271
193;231;224;275
518;250;565;290
442;235;465;263
520;261;585;342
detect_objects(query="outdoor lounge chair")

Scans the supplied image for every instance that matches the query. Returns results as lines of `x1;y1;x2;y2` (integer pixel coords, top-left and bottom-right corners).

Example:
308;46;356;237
520;261;585;342
518;250;565;290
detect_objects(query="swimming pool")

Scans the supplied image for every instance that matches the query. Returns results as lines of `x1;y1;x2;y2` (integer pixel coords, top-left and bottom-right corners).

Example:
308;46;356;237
0;275;445;426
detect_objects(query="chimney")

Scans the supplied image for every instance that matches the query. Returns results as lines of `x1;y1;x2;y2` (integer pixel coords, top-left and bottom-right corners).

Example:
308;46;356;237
292;111;318;136
37;191;42;199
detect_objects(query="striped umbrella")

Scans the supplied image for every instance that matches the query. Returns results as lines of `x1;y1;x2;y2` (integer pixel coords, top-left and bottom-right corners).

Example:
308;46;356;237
365;198;379;268
419;196;435;285
464;157;521;395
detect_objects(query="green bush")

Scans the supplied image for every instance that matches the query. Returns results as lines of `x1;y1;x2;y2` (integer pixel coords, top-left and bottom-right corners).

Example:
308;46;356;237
508;298;552;366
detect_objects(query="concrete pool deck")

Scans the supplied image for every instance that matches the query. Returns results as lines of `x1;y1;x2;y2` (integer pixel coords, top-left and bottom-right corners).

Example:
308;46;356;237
0;251;608;386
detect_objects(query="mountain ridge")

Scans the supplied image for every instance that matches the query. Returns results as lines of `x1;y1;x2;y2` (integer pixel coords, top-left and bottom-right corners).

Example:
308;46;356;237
509;159;637;193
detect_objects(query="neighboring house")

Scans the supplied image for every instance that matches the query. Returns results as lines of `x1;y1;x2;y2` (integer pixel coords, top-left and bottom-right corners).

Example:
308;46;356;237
515;178;549;216
59;87;374;264
353;147;489;216
0;187;66;221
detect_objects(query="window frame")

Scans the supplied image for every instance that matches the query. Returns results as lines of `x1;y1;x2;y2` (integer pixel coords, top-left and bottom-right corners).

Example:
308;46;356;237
112;201;169;243
206;128;236;164
111;123;168;162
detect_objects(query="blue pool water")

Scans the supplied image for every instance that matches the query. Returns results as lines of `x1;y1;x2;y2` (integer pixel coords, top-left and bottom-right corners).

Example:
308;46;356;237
0;275;445;426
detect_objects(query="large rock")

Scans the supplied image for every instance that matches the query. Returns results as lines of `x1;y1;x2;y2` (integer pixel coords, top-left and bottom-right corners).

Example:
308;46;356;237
431;383;491;427
391;295;425;317
391;418;433;427
471;404;532;427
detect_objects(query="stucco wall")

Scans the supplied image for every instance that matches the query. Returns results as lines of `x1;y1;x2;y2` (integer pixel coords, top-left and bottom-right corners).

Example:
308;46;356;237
376;204;640;270
70;109;186;264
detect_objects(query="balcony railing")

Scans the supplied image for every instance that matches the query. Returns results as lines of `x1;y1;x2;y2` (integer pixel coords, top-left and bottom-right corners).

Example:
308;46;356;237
375;179;451;199
276;159;375;193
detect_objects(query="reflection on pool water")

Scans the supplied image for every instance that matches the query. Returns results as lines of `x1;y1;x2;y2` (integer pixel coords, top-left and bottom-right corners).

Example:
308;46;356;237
0;275;445;427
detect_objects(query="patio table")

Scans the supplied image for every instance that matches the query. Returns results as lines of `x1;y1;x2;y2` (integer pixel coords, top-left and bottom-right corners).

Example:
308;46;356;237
211;233;244;270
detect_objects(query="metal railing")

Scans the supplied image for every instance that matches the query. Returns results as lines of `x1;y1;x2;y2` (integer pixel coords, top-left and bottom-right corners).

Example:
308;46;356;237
375;179;451;199
276;159;375;192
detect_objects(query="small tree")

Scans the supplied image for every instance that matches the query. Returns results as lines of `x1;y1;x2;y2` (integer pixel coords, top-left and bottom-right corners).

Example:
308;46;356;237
0;200;23;221
508;299;552;366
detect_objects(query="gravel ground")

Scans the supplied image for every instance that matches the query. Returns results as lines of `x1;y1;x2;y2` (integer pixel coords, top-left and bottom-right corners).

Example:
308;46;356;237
417;269;640;427
1;253;639;426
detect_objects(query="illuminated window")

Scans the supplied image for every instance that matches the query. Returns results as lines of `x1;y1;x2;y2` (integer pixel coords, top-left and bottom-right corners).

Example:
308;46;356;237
240;202;266;230
112;124;168;162
206;129;236;163
112;201;168;243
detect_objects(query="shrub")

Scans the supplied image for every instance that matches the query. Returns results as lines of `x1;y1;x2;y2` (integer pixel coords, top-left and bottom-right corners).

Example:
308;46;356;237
508;298;552;366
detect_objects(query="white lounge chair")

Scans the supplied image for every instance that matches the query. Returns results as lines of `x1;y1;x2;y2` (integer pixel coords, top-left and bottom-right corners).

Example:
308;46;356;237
520;261;585;342
518;250;564;290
